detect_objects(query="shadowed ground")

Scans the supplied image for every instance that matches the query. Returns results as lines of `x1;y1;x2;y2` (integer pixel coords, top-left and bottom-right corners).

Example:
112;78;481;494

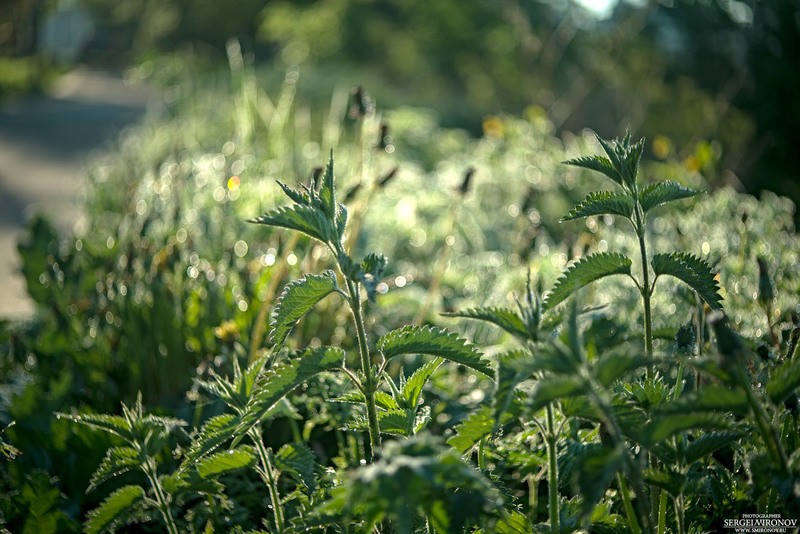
0;67;150;319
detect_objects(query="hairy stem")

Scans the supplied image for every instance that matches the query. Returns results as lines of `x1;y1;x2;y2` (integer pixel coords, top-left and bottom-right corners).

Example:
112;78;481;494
545;404;560;533
617;473;642;534
633;204;654;378
143;460;179;534
347;278;381;461
657;487;668;534
251;430;285;533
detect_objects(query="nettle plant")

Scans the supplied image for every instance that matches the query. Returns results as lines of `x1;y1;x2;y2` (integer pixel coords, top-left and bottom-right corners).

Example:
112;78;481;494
446;132;800;533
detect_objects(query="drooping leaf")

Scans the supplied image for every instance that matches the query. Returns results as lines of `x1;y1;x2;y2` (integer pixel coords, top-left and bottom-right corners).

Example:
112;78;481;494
401;358;443;409
662;386;749;416
88;447;140;492
237;346;345;437
270;270;339;348
276;442;318;493
593;353;651;387
544;253;632;310
643;412;730;446
639;180;703;214
528;375;586;412
766;357;800;405
377;325;492;377
447;406;494;454
59;413;131;441
571;445;624;519
651;253;723;309
561;191;634;222
685;431;743;464
250;204;333;244
85;485;145;534
564;155;623;187
644;468;685;497
196;446;257;479
443;307;528;341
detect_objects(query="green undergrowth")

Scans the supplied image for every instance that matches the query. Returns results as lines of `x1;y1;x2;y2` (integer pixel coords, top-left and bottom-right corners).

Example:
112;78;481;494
1;57;799;532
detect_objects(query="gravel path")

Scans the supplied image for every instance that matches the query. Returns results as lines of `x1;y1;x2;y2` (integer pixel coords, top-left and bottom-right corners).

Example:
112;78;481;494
0;67;150;319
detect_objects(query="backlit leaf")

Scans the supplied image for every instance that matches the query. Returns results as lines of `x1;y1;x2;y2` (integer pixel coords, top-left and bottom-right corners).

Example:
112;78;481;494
561;191;634;221
766;357;800;405
639;180;703;213
196;446;257;478
443;307;529;341
250;204;333;244
544;253;632;310
85;485;145;534
652;253;723;309
377;325;492;377
270;270;339;348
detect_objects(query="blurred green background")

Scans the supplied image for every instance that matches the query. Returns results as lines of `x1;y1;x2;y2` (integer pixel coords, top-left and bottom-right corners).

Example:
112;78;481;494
2;0;798;207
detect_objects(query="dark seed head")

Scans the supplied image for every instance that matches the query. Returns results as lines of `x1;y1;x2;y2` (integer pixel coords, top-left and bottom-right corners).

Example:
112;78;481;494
458;167;475;197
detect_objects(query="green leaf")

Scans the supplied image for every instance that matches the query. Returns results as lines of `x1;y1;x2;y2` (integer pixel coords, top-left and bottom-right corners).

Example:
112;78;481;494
277;181;311;206
644;468;685;497
492;511;533;534
270;270;339;348
250;204;333;244
88;447;140;492
401;358;443;409
447;406;494;454
663;386;749;416
572;445;624;519
238;346;345;437
651;253;723;309
639;180;703;213
196;446;257;479
319;152;336;219
378;409;415;437
564;155;623;187
359;252;388;302
184;413;240;467
276;442;318;493
60;413;131;441
442;307;529;341
561;191;634;221
544;253;632;310
593;353;651;387
85;485;145;534
766;357;800;405
377;325;492;377
643;412;730;445
493;351;537;428
685;431;743;464
528;375;586;412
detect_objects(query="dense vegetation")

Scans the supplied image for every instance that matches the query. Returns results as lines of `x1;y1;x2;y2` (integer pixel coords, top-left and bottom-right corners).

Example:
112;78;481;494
1;51;799;532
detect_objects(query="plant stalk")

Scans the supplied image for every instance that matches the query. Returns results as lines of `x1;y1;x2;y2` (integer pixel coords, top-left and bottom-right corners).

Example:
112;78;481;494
743;379;789;475
616;473;642;534
347;278;381;461
633;204;654;378
251;429;285;533
144;461;179;534
545;404;560;533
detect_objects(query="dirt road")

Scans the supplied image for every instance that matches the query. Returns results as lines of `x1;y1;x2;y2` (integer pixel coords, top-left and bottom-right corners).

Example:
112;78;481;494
0;67;150;319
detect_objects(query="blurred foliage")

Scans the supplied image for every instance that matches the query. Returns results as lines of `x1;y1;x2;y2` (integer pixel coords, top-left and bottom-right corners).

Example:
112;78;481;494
72;0;800;209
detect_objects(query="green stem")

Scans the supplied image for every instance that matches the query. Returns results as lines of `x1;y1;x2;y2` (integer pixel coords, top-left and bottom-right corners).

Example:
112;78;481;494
743;379;789;475
616;474;642;534
633;205;654;378
144;460;179;534
674;494;685;534
347;278;381;461
251;430;285;533
545;404;560;533
657;487;668;534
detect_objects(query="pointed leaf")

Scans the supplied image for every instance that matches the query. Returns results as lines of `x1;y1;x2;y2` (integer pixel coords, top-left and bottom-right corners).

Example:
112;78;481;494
277;181;311;206
319;153;336;219
270;270;339;348
686;431;743;464
250;204;332;244
644;468;685;497
544;253;632;310
572;445;624;519
88;447;140;492
238;346;345;436
561;191;634;221
60;413;131;441
643;412;730;445
652;253;723;309
85;485;145;534
443;307;529;341
401;357;443;409
663;386;749;416
276;442;318;493
594;353;652;387
494;351;537;427
196;446;257;479
767;357;800;405
528;375;586;412
377;325;492;377
184;413;240;467
564;155;623;186
639;180;703;214
447;406;494;454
